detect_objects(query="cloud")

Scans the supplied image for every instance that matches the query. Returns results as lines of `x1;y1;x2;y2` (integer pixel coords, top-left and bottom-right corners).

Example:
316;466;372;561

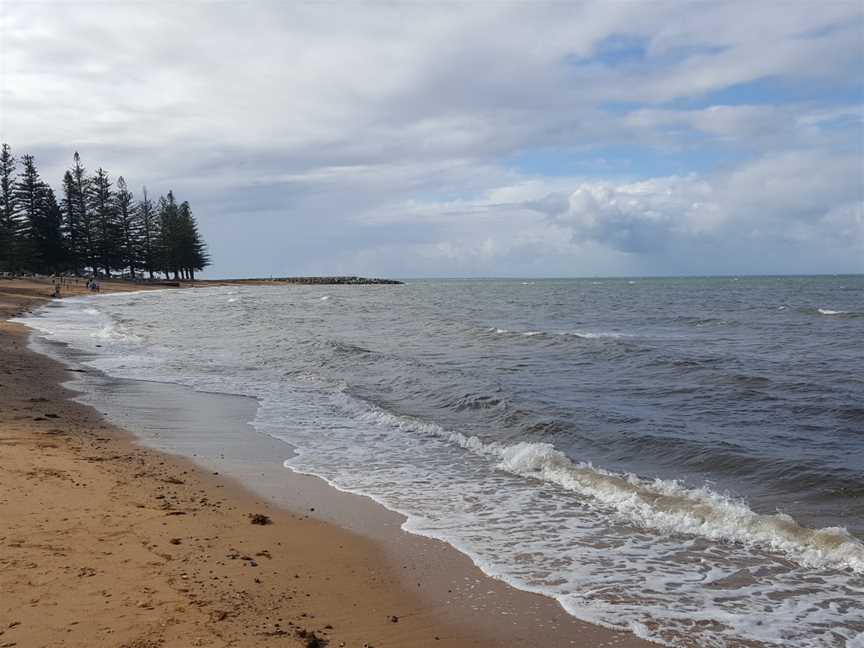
514;148;863;265
0;1;861;277
525;176;721;252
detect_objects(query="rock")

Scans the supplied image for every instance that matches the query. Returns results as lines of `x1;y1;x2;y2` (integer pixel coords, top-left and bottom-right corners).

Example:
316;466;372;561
297;630;328;648
248;513;272;525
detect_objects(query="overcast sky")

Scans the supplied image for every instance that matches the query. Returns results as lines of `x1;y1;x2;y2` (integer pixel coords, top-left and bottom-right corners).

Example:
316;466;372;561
2;1;862;278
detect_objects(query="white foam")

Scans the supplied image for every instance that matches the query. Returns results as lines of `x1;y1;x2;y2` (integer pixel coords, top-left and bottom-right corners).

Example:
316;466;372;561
17;297;143;348
272;391;864;647
847;632;864;648
487;326;625;339
496;442;864;573
340;399;864;574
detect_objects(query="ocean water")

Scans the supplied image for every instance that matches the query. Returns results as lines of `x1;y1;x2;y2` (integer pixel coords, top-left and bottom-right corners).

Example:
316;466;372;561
16;276;864;647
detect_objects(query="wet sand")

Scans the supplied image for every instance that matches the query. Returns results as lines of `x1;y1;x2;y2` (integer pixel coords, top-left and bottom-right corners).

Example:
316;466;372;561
1;278;655;647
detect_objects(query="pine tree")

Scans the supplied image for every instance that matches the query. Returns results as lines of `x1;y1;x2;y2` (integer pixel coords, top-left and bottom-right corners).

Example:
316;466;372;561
137;187;160;279
13;154;42;271
78;160;98;274
114;176;140;278
177;201;210;280
1;145;213;278
33;187;66;273
61;152;93;274
61;170;78;270
88;167;120;276
0;144;20;272
12;155;64;273
157;191;181;279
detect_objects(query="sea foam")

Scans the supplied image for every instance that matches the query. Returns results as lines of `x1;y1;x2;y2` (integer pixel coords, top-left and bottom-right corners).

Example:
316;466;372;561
339;396;864;574
818;308;847;315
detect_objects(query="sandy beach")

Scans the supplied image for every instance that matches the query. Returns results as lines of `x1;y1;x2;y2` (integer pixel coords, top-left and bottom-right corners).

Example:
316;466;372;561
0;278;653;648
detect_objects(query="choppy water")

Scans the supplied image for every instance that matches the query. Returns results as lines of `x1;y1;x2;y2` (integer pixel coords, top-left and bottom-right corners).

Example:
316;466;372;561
17;276;864;647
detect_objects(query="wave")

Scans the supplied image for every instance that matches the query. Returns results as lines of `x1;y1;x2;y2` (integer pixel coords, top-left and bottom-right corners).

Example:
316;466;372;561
485;326;626;339
328;340;374;356
798;307;861;319
443;392;509;412
94;321;142;343
495;443;864;572
673;315;737;327
21;301;143;346
339;395;864;574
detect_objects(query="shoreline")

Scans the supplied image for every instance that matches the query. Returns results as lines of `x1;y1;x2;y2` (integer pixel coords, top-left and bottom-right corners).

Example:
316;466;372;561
1;281;654;647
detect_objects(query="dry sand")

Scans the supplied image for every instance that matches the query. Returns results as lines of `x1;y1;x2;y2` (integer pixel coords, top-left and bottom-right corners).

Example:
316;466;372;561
0;278;654;648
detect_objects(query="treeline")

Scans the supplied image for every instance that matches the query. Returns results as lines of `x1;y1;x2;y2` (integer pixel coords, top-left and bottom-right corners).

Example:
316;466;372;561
0;144;210;280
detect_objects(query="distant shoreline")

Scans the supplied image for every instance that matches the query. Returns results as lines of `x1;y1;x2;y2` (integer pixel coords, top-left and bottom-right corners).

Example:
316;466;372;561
0;273;403;290
202;275;404;285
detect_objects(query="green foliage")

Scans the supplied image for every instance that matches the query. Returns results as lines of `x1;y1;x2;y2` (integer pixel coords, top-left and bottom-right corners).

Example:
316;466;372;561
0;144;20;272
137;187;161;279
88;167;121;275
13;154;48;272
0;144;211;279
61;152;94;273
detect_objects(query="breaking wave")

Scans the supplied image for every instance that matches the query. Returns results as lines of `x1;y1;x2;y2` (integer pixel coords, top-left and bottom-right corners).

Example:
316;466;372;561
338;396;864;574
485;326;626;339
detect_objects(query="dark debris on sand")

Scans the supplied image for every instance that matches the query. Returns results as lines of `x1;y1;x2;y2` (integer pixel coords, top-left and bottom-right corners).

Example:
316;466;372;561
248;513;272;525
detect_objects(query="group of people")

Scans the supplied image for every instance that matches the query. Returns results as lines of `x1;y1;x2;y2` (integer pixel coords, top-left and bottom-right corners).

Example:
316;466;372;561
48;276;101;299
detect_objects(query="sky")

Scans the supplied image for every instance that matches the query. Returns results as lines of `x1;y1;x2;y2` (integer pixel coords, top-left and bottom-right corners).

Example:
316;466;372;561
1;0;862;278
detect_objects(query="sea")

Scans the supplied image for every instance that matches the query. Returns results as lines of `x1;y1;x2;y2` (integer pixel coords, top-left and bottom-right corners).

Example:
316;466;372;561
16;276;864;647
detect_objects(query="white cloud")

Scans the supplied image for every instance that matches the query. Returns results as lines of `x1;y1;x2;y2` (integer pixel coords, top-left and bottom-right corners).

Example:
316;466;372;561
4;1;859;154
0;1;861;277
524;176;720;252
